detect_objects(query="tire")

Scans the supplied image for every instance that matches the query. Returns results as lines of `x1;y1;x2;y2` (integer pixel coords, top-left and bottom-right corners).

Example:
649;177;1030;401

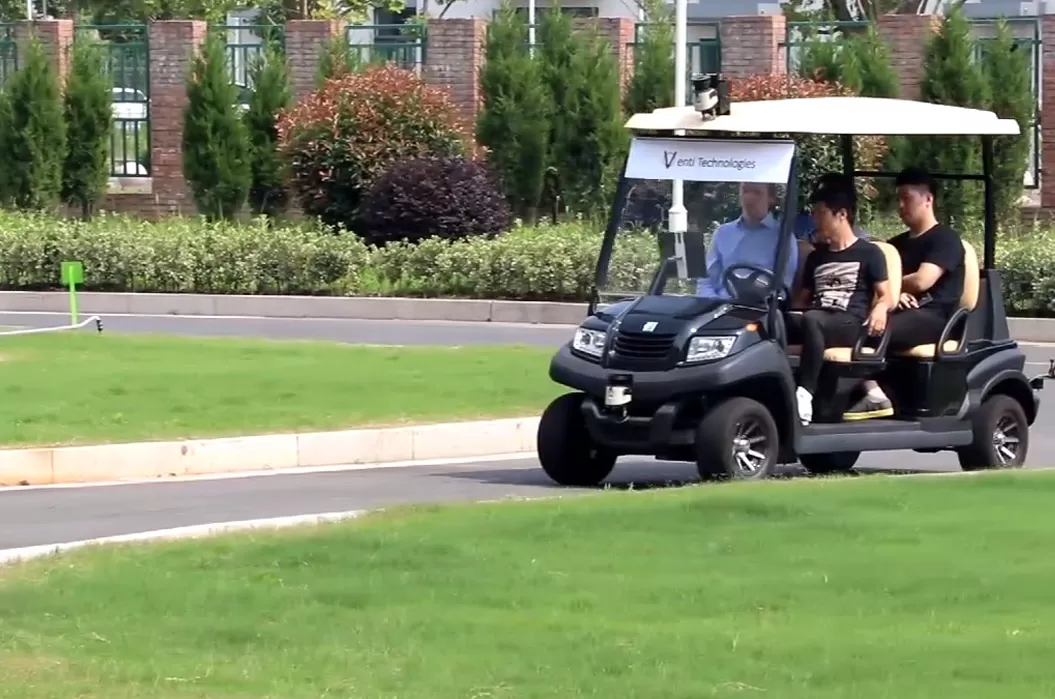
799;451;860;476
956;394;1029;471
536;393;617;487
696;397;779;481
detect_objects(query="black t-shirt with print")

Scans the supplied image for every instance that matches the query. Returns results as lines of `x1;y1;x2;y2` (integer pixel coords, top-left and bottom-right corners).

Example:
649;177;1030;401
887;224;965;318
802;239;889;321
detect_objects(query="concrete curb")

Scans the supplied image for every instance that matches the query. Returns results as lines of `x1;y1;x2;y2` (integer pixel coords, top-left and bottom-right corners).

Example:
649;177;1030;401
0;291;588;326
0;416;541;487
2;291;1055;342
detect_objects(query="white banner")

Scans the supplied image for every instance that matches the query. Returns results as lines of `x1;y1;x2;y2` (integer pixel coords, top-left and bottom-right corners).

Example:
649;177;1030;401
626;138;795;183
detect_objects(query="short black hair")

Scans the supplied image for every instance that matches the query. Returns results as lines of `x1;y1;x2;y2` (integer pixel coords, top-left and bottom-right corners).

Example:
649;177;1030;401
895;166;936;195
808;185;856;220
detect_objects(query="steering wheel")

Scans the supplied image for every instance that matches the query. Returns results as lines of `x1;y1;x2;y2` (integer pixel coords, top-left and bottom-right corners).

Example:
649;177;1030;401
720;263;776;300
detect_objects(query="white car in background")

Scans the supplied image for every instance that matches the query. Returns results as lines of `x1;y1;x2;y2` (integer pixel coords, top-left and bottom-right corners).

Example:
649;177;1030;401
112;87;147;121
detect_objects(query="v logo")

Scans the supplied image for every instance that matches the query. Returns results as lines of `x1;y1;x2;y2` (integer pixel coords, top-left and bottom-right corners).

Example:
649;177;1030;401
663;151;677;168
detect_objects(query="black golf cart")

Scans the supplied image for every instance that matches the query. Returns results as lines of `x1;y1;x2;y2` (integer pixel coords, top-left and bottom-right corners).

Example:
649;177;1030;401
536;76;1047;485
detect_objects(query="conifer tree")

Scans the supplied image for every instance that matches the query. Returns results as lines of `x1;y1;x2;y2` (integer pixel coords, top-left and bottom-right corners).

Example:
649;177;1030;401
623;0;673;116
981;19;1033;220
476;3;550;222
182;32;251;220
916;7;990;226
0;37;67;211
244;44;293;218
62;37;114;219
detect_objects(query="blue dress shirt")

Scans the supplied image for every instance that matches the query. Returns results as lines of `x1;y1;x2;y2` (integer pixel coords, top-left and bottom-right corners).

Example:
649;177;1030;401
696;213;798;298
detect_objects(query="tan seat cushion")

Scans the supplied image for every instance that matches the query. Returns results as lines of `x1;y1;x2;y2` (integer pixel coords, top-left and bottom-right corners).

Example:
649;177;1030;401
787;345;876;362
896;340;960;359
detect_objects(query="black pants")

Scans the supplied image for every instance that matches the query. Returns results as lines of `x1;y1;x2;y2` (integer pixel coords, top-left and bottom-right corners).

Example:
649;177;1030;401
786;309;862;394
887;307;949;352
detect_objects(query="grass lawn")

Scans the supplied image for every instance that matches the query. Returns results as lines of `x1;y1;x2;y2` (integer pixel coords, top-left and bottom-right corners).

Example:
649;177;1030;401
0;332;560;447
4;471;1055;698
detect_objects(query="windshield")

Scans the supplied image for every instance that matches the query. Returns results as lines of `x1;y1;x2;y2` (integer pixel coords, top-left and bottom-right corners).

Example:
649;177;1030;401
599;137;798;309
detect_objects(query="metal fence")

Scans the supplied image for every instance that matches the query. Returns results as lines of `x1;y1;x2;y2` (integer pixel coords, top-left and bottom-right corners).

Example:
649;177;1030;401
211;23;285;104
0;24;15;87
783;20;869;76
75;24;150;178
632;21;721;104
345;23;425;72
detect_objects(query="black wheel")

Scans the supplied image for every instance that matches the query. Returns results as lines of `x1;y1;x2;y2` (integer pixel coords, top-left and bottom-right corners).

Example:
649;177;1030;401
799;451;860;476
696;397;779;481
537;393;617;487
956;394;1029;471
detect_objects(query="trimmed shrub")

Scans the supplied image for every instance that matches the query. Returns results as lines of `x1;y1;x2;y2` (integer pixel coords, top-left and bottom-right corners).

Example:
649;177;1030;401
182;32;252;221
62;37;114;220
277;63;474;232
244;45;293;219
358;155;513;246
728;74;887;219
0;210;1051;313
0;37;67;211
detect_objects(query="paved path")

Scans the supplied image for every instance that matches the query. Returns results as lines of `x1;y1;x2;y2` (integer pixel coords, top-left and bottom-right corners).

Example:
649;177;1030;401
5;438;1055;550
0;311;576;347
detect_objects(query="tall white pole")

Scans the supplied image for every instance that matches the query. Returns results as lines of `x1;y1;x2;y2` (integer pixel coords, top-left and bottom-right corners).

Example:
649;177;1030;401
25;0;31;20
528;0;536;56
669;0;688;278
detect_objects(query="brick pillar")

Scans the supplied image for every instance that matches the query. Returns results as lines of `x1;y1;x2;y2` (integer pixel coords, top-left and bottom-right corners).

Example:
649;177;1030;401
14;20;73;88
877;14;939;100
286;20;343;100
593;17;636;94
719;15;785;77
1040;16;1055;208
424;19;487;125
147;20;207;216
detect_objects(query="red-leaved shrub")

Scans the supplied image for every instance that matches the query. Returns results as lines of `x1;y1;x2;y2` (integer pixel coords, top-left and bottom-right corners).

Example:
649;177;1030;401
728;74;888;214
359;155;513;246
276;64;476;232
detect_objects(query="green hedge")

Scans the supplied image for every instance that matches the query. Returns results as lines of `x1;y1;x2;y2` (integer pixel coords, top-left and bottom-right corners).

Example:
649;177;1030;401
0;210;1049;316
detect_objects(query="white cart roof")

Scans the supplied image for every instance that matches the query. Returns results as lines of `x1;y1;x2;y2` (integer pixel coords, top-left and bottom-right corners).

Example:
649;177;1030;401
624;96;1021;136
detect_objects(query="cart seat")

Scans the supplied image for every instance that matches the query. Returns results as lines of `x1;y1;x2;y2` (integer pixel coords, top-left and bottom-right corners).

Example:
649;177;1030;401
893;239;978;360
786;241;901;364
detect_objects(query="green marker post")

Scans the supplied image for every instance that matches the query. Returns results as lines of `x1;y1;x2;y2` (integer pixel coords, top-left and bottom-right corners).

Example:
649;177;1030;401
60;261;84;325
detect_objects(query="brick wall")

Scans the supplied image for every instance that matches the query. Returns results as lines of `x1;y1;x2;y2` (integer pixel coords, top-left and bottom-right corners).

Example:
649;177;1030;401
424;19;487;126
15;20;73;89
286;20;343;100
877;15;940;100
13;14;1054;218
719;15;786;77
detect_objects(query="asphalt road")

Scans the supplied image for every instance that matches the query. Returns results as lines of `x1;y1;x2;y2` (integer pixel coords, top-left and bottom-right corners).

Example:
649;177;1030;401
4;445;1055;550
0;311;577;347
0;310;1053;551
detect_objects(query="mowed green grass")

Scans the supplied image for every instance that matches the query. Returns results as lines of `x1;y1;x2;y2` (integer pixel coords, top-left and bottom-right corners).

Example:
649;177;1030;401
4;472;1055;698
0;332;560;447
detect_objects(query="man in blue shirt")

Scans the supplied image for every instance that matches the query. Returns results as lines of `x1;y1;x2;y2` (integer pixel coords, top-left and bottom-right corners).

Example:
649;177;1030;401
696;182;798;298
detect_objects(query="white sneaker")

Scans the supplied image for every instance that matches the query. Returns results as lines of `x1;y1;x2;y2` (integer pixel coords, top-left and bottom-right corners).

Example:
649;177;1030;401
796;386;814;424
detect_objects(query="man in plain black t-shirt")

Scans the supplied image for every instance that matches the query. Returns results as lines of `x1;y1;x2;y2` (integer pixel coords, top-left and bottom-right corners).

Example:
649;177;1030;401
845;167;966;420
787;186;895;424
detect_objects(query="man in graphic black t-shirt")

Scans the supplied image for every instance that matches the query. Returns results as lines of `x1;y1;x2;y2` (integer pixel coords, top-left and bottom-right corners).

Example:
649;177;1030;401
845;168;967;420
786;186;894;424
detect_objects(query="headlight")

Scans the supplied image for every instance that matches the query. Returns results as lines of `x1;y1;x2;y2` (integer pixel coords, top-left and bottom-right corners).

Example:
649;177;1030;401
572;327;608;358
686;335;737;363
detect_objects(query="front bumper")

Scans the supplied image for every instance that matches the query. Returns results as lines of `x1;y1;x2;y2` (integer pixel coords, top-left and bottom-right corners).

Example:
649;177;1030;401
549;340;792;404
549;340;795;456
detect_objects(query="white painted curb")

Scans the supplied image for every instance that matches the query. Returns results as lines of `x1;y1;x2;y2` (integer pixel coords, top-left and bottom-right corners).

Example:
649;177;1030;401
0;510;368;566
0;416;541;487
